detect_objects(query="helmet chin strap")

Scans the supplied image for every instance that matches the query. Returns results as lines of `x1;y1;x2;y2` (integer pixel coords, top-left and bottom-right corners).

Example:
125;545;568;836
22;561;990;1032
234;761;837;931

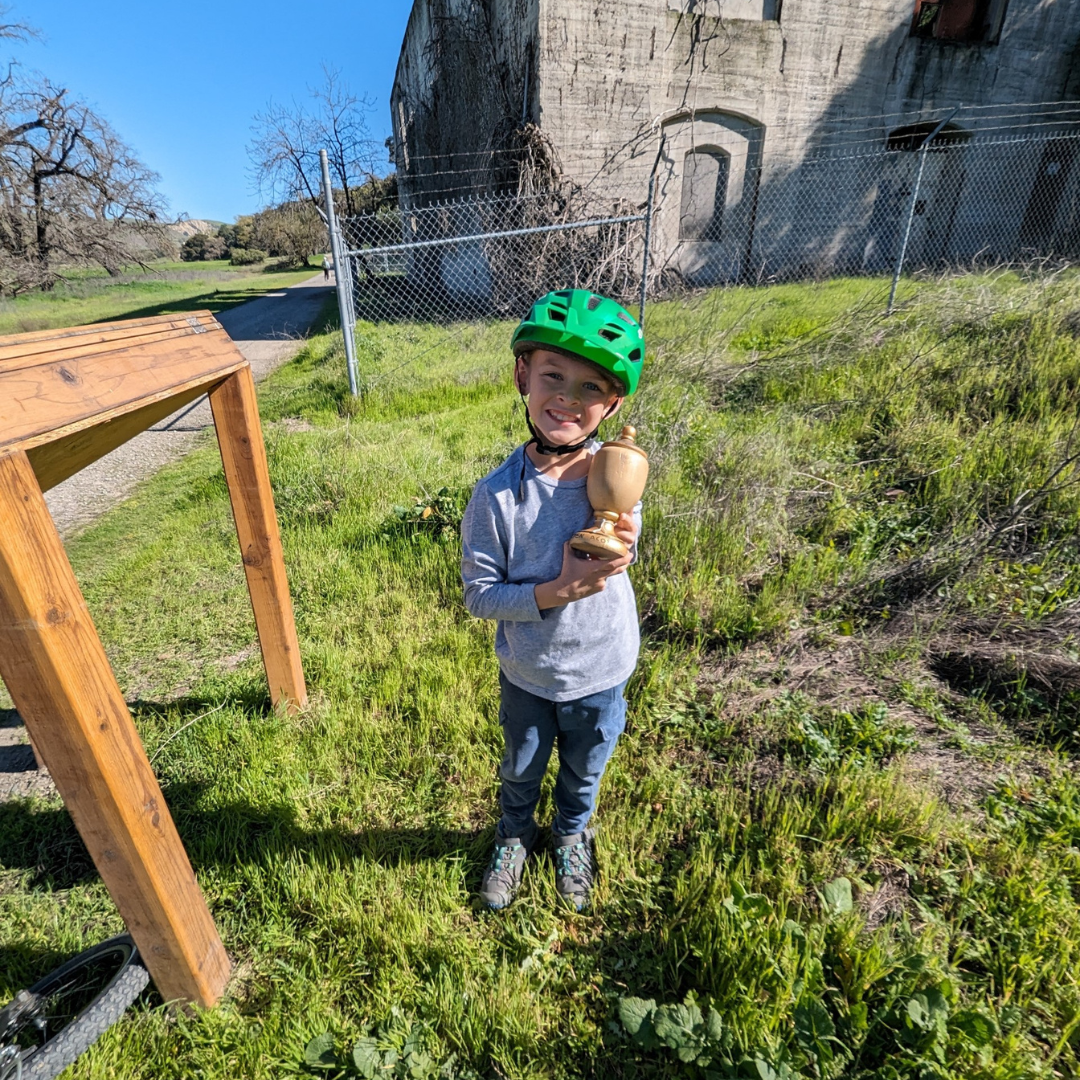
520;393;619;456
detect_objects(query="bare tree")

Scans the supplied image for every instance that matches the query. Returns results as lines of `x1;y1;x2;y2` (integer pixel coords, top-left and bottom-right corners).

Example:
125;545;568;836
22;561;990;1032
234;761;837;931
0;4;38;46
0;12;167;295
249;66;384;218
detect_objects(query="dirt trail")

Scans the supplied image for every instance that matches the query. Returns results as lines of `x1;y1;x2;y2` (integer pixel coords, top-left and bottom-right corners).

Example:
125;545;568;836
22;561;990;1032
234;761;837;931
1;272;336;801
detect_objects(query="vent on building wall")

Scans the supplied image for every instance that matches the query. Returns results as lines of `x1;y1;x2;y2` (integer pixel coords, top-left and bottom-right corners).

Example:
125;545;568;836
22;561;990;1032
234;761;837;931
910;0;1008;44
667;0;780;20
886;122;970;152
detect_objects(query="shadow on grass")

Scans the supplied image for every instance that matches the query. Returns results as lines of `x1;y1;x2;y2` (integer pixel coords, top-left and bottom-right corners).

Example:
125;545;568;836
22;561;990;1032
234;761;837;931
85;263;322;326
0;940;107;994
0;708;35;774
88;287;290;325
0;773;489;892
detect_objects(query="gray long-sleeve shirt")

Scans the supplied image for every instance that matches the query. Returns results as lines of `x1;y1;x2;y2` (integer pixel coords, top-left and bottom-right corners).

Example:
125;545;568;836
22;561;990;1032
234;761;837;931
461;443;641;701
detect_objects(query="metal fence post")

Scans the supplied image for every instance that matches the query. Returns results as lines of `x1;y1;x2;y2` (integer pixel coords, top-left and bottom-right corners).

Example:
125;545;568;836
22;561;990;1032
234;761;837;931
888;108;959;313
320;149;360;396
638;172;656;332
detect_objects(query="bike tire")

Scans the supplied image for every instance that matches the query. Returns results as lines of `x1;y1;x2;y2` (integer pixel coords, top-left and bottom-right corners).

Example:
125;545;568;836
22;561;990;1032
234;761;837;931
0;935;150;1080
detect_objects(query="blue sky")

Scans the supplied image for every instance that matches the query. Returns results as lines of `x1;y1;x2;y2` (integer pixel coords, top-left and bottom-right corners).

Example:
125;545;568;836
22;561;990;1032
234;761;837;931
17;1;413;223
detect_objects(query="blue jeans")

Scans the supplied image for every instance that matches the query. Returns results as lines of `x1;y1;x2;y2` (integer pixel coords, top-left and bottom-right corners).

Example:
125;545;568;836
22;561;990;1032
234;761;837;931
497;670;628;839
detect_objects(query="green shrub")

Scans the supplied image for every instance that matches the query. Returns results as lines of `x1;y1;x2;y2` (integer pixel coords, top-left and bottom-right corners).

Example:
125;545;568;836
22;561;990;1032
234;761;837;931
180;232;227;261
228;247;267;266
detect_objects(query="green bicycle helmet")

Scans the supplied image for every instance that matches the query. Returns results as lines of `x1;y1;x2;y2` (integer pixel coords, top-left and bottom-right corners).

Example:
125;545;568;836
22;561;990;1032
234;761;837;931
511;289;645;396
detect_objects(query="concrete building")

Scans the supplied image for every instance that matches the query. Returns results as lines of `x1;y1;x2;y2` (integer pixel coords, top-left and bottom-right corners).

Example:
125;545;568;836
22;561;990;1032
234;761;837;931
391;0;1080;286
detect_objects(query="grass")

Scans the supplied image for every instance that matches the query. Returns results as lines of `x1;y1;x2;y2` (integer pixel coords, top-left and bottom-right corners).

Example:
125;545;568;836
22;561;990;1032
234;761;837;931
0;259;321;335
2;270;1080;1077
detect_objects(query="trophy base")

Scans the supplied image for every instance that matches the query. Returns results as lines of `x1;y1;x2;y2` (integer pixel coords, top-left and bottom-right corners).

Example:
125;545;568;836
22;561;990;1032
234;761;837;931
569;528;628;561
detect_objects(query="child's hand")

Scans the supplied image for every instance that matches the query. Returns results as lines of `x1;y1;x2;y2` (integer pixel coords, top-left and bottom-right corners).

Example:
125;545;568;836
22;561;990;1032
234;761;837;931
612;512;638;550
534;542;633;610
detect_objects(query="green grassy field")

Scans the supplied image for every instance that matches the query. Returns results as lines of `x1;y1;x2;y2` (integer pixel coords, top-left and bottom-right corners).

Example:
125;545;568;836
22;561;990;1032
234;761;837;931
1;271;1079;1078
0;260;321;335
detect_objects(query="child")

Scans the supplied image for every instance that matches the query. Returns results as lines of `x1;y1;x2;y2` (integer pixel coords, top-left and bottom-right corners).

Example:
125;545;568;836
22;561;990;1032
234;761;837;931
460;289;645;911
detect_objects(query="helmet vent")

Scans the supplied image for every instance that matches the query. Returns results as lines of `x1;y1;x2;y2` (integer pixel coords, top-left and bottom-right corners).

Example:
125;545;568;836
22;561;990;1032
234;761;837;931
547;307;567;322
597;328;620;342
617;311;635;324
629;348;642;362
554;290;573;300
586;295;603;311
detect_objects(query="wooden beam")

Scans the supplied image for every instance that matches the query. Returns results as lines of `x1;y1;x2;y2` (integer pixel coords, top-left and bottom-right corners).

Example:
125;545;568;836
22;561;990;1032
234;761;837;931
26;381;217;493
209;368;308;713
0;449;230;1007
0;323;223;375
0;311;221;369
1;325;244;452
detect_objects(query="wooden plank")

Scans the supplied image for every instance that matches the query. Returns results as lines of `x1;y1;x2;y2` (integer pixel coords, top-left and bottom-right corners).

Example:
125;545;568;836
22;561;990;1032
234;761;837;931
26;380;219;493
14;362;246;458
0;321;225;376
0;450;230;1007
209;368;308;713
0;311;220;364
1;332;246;451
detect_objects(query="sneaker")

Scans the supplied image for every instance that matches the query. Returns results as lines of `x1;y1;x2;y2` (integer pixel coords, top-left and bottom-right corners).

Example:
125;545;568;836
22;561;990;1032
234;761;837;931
552;828;596;911
478;827;537;909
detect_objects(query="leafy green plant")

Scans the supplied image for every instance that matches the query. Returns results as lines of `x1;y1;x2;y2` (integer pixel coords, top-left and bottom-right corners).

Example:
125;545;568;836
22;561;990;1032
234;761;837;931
985;775;1080;846
618;992;726;1067
386;486;464;542
303;1010;475;1079
775;695;916;768
617;992;798;1077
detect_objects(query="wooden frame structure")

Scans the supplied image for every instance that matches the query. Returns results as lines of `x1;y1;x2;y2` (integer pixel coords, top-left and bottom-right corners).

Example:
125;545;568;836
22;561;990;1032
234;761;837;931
0;311;308;1007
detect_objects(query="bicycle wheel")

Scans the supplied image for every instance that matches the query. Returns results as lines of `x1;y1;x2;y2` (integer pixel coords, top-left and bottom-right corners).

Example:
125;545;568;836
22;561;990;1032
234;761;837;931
0;934;150;1080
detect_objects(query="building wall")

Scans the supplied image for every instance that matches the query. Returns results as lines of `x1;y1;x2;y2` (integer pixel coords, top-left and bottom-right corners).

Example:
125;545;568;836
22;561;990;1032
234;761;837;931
537;0;1080;178
535;0;1080;280
392;0;1080;286
392;0;539;203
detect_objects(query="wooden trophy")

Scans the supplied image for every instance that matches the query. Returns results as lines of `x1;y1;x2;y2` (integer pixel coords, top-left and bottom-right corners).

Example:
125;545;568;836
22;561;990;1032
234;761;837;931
570;425;649;560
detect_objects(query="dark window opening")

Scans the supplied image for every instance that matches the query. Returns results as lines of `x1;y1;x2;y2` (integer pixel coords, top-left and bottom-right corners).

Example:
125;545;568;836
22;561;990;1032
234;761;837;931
679;148;729;242
886;122;970;152
910;0;1007;43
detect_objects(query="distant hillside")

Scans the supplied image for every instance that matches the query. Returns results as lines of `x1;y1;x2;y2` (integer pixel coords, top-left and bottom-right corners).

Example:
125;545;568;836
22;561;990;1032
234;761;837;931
168;218;225;240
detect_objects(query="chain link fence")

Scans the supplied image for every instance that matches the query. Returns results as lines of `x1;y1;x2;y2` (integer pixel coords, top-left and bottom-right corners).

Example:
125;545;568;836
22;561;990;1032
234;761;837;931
340;184;651;318
321;106;1080;394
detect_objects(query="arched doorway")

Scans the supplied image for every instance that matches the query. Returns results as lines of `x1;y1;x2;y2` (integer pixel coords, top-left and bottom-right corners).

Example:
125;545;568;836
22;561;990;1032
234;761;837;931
655;111;765;285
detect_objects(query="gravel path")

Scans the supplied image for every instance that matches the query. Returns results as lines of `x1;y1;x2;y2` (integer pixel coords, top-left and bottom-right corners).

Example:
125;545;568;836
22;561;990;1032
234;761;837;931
1;272;336;801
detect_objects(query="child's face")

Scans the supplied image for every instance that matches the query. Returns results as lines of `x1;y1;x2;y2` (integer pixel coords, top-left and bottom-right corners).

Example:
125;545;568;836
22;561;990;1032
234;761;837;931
515;349;622;448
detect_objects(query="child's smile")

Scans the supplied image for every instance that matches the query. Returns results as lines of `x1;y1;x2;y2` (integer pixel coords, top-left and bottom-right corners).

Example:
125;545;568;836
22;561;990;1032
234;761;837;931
516;349;622;449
